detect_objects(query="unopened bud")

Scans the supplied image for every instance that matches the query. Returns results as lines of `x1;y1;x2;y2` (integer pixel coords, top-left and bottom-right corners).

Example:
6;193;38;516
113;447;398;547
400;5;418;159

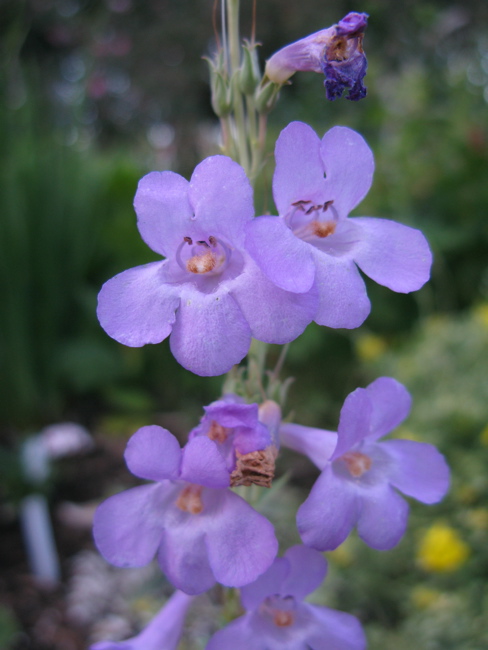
238;40;262;95
255;80;280;114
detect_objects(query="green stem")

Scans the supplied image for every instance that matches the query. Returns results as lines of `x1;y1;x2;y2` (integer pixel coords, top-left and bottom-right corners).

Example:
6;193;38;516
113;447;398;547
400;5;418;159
226;0;250;173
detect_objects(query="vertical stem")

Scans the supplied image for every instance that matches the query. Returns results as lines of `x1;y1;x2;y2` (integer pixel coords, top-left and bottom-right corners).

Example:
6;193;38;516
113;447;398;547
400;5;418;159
226;0;250;173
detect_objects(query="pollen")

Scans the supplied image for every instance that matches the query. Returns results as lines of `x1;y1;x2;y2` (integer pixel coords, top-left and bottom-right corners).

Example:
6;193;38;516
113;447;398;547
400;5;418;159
186;250;217;274
341;451;372;478
273;610;294;627
176;484;204;514
311;220;336;238
207;420;229;443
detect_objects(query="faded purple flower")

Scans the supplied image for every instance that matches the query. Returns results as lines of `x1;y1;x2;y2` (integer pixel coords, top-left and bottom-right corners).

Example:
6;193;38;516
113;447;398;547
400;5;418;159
93;425;278;594
246;122;433;329
206;545;366;650
97;156;317;377
90;590;194;650
281;378;450;551
265;12;368;101
189;394;271;472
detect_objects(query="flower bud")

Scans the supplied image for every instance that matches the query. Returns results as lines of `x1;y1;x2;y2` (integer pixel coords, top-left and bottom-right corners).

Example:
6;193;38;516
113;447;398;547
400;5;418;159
254;80;280;114
238;40;262;95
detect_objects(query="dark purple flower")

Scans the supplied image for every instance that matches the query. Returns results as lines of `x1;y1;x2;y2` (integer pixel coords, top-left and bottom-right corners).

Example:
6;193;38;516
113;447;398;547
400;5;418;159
265;12;368;101
246;122;433;329
93;425;278;594
97;156;317;376
206;545;366;650
90;590;194;650
280;378;450;551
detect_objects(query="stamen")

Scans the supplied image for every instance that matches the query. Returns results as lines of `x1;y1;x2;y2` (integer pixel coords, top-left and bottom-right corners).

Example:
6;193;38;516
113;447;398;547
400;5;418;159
208;420;229;443
273;610;294;627
176;484;204;514
341;451;372;478
311;220;336;238
186;250;217;274
183;236;193;245
208;235;217;247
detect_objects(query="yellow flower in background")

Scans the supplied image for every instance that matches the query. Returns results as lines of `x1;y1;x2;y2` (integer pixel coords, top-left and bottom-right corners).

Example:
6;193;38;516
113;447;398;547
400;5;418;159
472;302;488;328
355;333;387;362
417;522;470;572
480;424;488;446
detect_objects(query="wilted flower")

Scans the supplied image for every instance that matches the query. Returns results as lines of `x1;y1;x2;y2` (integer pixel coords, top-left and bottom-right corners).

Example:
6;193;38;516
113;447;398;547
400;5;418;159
189;394;278;487
280;377;450;551
265;12;368;101
97;155;317;376
90;590;194;650
93;425;278;594
206;545;366;650
246;122;432;329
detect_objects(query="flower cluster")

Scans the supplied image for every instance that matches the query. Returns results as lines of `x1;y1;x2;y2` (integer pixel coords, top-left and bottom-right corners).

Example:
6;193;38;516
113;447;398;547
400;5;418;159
98;122;431;370
92;11;450;650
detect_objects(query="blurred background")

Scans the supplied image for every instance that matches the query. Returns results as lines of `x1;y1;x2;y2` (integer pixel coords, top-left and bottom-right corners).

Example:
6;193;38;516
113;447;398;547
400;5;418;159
0;0;487;648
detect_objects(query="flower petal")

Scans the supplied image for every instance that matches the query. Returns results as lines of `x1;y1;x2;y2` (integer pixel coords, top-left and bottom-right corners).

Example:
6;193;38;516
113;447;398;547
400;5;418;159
169;290;251;376
364;377;412;440
93;483;170;567
312;252;371;329
97;262;180;347
320;126;374;218
205;489;278;587
356;483;409;550
297;466;359;551
124;425;182;481
273;122;327;216
279;422;337;470
188;156;254;248
381;439;450;504
206;615;259;650
231;259;317;344
281;545;328;600
352;217;432;292
245;216;315;293
307;605;367;650
240;557;290;610
157;502;216;595
90;591;194;650
331;388;372;460
203;398;258;429
134;171;193;257
180;437;230;488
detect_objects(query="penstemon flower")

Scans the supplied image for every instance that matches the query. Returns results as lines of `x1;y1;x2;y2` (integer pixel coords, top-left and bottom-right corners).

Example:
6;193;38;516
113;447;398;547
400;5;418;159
93;424;278;594
280;377;450;551
265;12;369;101
90;590;194;650
97;155;317;377
189;393;278;487
246;121;433;329
206;545;366;650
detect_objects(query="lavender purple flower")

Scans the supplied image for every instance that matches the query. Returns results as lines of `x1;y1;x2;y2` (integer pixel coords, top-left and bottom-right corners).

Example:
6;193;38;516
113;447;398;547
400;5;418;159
245;121;433;329
206;545;366;650
265;12;368;101
93;424;278;594
280;377;450;551
90;590;194;650
97;155;317;377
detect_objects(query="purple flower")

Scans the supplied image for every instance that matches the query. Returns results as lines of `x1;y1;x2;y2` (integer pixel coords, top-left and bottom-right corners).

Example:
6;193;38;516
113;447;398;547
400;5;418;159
90;590;194;650
280;378;450;551
265;12;368;101
97;156;317;377
246;122;433;329
189;394;279;488
93;425;278;594
206;545;366;650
